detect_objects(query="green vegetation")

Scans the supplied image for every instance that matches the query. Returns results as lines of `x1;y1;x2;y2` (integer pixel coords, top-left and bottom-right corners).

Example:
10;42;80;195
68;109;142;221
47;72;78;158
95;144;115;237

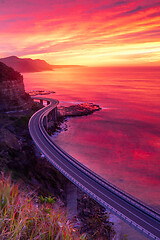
122;234;128;240
0;175;85;240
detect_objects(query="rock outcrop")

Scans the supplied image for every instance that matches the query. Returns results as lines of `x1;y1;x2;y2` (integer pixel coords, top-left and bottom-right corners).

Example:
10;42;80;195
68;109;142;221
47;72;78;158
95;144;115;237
58;103;101;117
0;62;32;112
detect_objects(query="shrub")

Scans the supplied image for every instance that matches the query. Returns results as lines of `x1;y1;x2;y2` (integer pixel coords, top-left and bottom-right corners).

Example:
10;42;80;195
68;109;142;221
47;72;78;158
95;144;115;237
0;175;85;239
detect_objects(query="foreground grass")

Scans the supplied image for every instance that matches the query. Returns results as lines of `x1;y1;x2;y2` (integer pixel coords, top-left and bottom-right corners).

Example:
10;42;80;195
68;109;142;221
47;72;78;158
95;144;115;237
0;175;85;240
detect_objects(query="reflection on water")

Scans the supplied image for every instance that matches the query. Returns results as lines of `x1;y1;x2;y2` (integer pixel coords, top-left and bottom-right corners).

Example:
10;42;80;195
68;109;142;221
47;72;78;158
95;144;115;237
24;66;160;210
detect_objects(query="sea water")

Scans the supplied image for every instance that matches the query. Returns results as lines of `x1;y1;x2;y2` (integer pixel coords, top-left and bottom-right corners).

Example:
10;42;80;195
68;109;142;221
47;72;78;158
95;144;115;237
24;66;160;239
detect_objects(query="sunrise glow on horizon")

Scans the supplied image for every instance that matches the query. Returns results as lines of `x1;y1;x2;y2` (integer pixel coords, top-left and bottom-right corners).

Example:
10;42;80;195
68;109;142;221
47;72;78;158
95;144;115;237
0;0;160;66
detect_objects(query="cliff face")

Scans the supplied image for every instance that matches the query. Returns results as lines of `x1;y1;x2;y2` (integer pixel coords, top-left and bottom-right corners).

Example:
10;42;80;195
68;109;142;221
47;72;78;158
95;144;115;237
0;62;32;112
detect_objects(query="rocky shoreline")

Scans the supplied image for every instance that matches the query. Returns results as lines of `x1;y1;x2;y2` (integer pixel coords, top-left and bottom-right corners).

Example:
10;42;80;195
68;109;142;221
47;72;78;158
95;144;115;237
47;102;101;136
58;102;101;116
26;90;55;96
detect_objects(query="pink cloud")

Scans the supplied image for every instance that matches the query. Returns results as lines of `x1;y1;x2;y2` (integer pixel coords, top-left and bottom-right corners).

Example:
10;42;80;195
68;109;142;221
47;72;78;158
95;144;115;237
0;0;160;65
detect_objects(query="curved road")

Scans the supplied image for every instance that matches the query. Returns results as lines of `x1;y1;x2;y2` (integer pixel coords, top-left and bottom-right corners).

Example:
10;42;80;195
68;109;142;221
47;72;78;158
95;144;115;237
29;97;160;240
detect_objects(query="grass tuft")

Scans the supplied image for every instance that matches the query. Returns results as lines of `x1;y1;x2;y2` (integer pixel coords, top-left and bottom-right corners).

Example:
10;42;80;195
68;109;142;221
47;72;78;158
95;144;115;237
0;175;85;240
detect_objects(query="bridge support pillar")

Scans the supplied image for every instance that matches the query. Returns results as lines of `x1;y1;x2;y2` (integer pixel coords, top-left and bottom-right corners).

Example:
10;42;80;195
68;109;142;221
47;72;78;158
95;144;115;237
51;107;57;122
43;116;48;130
54;107;57;121
47;101;50;105
66;181;77;217
51;110;55;122
40;99;43;105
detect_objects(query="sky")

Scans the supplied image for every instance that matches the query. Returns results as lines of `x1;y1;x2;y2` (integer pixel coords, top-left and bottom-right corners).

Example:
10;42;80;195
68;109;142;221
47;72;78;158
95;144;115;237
0;0;160;66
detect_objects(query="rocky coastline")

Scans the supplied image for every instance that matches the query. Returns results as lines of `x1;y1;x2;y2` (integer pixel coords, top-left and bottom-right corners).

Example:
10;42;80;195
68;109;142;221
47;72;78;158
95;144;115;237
26;90;55;96
0;99;116;239
47;102;101;136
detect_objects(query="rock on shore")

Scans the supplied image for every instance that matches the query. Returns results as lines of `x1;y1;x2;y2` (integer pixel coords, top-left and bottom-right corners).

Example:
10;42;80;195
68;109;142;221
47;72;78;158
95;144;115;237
58;103;101;117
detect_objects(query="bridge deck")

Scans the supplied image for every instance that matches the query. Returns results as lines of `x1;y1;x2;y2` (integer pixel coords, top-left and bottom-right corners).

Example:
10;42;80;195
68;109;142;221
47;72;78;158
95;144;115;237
29;98;160;240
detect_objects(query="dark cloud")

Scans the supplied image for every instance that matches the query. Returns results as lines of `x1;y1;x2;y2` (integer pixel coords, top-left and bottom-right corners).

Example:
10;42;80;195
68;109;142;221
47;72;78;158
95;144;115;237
122;6;142;15
87;4;111;13
148;12;160;18
115;1;127;6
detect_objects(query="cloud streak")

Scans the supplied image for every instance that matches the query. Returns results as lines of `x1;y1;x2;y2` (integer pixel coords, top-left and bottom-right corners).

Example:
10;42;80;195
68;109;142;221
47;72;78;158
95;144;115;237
0;0;160;66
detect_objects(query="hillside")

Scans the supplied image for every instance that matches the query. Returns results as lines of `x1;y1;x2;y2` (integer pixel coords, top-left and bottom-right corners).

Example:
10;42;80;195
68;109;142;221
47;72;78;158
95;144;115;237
0;61;21;81
0;56;54;72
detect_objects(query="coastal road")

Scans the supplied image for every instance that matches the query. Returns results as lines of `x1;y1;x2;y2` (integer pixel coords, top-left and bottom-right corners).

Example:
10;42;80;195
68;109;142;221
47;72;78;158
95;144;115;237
29;97;160;240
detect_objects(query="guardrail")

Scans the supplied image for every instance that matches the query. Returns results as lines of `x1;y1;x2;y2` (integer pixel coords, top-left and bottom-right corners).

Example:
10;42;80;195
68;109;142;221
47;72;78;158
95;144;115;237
37;98;160;220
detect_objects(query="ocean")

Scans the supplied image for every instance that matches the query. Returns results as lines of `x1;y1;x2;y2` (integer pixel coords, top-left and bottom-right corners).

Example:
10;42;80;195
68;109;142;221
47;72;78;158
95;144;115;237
24;66;160;238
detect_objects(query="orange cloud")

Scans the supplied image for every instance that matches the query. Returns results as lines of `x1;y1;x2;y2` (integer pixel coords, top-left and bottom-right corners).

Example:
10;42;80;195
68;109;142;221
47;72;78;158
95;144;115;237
0;0;160;66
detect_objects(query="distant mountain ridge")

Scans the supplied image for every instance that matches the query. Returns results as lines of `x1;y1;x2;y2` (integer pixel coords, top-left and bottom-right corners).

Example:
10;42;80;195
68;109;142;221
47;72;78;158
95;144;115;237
0;56;54;73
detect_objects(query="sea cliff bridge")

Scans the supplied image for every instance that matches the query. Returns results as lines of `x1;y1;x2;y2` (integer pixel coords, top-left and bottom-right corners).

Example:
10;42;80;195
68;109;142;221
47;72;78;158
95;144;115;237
29;97;160;240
